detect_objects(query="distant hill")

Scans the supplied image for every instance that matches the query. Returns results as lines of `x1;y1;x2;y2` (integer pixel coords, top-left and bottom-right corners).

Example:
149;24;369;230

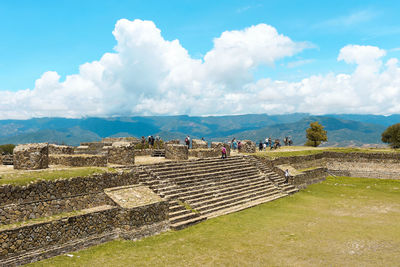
0;113;396;146
225;116;386;147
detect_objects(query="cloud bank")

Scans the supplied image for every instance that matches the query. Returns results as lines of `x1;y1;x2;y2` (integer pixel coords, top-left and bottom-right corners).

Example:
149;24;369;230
1;19;400;119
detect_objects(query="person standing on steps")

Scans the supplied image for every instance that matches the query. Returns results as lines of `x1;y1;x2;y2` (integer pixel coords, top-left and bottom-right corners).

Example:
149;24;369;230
285;169;290;183
221;146;227;159
185;135;190;149
259;141;263;151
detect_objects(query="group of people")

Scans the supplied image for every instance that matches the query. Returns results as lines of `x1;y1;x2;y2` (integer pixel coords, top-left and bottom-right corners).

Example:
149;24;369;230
141;135;162;149
258;136;293;151
230;138;241;151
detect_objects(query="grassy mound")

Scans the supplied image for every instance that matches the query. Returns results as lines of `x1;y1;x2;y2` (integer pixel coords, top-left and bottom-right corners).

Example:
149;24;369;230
29;176;400;266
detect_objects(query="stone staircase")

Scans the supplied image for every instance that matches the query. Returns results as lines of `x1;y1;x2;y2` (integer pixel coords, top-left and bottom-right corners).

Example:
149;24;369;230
151;149;166;157
138;156;294;230
245;156;299;195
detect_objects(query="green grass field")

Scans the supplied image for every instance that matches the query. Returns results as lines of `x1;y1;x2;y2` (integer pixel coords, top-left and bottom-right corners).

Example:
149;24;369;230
30;176;400;267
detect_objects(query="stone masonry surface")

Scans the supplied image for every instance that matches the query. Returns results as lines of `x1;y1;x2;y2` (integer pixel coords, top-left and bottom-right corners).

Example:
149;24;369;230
165;144;188;160
239;140;256;153
107;142;135;165
48;144;74;155
191;139;208;149
49;154;107;167
0;193;115;225
13;143;49;170
0;171;138;205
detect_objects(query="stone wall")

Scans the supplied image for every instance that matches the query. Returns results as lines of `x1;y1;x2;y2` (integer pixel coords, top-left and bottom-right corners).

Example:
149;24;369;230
134;149;153;156
0;171;138;206
0;196;169;265
0;207;120;262
191;139;208;149
165;144;188;160
48;144;74;155
102;137;140;144
107;142;135;165
189;149;220;158
0;193;114;225
273;165;327;189
238;140;256;153
211;142;231;156
13;143;49;170
166;140;180;145
49;154;107;167
256;151;400;183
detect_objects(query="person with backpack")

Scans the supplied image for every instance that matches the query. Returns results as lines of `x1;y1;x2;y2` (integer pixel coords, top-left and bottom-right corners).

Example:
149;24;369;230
185;136;190;149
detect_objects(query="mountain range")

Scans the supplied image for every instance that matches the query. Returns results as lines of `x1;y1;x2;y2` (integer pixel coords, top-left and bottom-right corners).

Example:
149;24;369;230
0;113;397;147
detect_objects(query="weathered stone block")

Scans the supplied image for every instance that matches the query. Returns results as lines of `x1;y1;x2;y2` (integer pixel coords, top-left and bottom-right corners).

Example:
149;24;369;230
238;140;256;153
166;139;180;144
107;142;135;165
165;144;188;160
211;142;231;156
48;154;107;167
48;144;74;155
189;149;220;158
191;139;208;149
13;143;49;170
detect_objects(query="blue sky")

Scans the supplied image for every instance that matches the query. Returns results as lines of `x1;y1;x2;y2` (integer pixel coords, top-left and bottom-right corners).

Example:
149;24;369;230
1;0;400;118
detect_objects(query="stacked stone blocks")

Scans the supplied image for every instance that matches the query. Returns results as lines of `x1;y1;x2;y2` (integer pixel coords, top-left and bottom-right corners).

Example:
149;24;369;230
13;143;49;170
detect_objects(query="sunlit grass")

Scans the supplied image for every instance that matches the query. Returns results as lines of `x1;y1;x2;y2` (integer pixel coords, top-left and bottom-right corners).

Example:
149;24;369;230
30;176;400;267
252;146;400;159
0;167;116;186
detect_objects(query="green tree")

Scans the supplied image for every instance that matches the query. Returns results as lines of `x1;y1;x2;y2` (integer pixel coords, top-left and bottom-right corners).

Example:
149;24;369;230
0;144;16;154
381;123;400;148
305;122;327;147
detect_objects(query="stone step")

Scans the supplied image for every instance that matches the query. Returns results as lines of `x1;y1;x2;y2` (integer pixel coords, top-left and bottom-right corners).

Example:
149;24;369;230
147;158;248;176
163;172;262;199
170;215;206;231
169;210;201;225
205;193;286;219
200;190;286;216
162;172;263;197
169;208;193;218
168;168;259;189
151;168;259;194
146;156;244;170
183;180;275;205
149;162;255;180
190;183;278;211
175;176;271;202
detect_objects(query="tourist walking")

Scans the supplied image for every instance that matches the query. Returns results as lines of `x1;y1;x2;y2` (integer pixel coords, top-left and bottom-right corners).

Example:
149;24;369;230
259;141;263;151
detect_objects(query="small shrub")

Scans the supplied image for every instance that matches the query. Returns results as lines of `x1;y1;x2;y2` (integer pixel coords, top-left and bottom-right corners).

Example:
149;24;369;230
0;144;15;155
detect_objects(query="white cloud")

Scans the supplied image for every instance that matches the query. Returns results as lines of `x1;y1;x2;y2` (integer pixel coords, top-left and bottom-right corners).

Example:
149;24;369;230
287;59;315;68
1;19;400;119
